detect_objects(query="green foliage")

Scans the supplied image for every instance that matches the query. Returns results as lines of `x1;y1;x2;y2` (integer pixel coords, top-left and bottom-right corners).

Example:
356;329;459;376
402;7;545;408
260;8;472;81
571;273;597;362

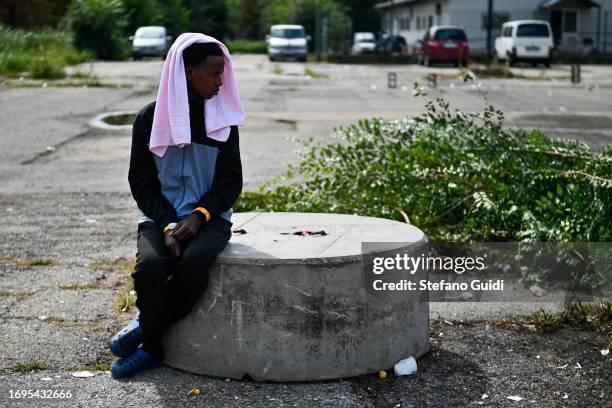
66;0;128;60
241;87;611;288
122;0;165;36
0;25;90;78
183;0;228;40
531;301;612;334
226;39;267;54
254;96;611;243
158;0;191;38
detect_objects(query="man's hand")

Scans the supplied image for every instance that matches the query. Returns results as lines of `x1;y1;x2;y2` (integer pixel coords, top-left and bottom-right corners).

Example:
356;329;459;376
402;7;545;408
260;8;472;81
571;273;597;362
164;231;182;258
170;213;203;242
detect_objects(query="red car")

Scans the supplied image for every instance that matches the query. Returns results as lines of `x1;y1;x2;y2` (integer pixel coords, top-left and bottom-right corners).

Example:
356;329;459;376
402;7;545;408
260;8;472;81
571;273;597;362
417;26;469;67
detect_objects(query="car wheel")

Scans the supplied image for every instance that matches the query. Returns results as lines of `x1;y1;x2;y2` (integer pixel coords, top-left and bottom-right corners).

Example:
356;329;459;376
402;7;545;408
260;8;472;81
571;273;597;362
544;59;551;68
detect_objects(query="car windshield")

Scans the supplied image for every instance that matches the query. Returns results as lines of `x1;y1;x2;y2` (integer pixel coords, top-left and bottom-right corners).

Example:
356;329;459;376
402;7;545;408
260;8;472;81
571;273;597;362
517;24;549;37
136;29;164;39
357;38;375;43
434;29;467;41
271;28;305;38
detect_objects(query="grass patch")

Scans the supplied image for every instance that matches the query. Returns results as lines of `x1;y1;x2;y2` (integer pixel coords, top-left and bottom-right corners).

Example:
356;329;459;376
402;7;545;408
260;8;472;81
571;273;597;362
463;65;522;79
91;258;137;314
273;65;283;75
58;282;104;290
0;25;91;79
0;256;58;268
15;258;58;267
304;67;329;79
226;39;267;54
88;258;135;274
8;361;51;373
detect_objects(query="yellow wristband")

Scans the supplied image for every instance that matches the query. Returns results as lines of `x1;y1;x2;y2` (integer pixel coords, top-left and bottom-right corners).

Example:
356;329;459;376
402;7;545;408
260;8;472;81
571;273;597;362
192;207;211;223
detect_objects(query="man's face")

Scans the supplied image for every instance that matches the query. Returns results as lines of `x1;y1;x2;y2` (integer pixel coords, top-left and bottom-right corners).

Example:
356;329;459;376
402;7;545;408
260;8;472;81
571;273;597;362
186;55;224;99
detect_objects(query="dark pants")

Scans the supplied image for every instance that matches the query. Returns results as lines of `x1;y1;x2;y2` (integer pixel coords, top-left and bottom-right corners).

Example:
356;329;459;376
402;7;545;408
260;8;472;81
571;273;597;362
131;217;232;358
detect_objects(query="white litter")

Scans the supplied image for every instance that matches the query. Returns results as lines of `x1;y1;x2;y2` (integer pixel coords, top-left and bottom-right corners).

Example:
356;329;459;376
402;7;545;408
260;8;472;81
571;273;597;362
71;371;96;378
86;219;97;223
506;396;524;402
38;315;47;320
556;364;568;369
600;349;609;356
393;356;417;376
40;377;53;381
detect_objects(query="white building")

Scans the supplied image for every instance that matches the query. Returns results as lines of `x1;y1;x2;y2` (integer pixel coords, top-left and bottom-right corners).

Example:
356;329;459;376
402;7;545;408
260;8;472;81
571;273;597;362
375;0;612;55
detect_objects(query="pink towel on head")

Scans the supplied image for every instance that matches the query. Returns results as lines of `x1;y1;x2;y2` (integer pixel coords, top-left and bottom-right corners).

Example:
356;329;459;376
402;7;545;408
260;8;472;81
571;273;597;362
149;32;245;157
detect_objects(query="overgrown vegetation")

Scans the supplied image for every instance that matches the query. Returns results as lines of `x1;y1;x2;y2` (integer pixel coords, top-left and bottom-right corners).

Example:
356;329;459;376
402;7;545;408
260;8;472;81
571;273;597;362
66;0;128;60
0;25;90;78
531;301;612;339
236;81;611;289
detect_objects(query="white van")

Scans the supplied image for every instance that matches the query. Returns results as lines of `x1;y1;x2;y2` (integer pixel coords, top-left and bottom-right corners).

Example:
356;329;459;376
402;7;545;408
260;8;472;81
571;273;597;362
494;20;553;67
266;25;309;62
351;32;376;55
130;26;172;60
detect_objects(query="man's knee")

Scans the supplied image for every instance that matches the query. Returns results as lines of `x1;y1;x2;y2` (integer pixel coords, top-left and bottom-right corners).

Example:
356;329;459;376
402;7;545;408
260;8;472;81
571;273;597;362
180;248;217;273
132;255;173;284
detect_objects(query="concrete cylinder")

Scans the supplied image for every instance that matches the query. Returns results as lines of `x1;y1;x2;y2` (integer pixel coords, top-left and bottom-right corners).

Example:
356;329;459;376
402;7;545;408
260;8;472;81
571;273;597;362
162;212;429;381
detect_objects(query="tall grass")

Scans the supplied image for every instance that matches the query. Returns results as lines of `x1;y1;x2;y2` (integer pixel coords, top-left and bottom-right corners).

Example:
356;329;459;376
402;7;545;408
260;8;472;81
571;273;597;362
226;39;267;54
0;25;91;79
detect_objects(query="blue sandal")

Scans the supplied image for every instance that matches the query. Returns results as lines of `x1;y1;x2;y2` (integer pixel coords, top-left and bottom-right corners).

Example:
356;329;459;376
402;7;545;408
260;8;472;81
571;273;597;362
108;312;142;358
111;348;162;378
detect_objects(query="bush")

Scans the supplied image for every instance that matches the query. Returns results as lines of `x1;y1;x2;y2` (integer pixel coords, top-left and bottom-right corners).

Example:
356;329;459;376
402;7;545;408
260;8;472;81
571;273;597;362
226;39;267;54
0;25;90;78
66;0;128;60
237;90;612;289
250;95;611;243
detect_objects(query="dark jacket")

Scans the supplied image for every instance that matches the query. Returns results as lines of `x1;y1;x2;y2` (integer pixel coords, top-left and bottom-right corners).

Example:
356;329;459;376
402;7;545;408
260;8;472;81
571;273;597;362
128;98;242;228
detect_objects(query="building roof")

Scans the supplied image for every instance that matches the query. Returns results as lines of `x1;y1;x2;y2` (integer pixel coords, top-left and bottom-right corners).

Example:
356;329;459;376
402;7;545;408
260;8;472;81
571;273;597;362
375;0;420;10
539;0;600;8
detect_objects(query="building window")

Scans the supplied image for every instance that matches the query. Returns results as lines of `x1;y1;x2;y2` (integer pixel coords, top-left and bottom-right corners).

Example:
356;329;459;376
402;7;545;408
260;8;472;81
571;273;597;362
435;3;441;15
563;10;577;33
428;15;433;28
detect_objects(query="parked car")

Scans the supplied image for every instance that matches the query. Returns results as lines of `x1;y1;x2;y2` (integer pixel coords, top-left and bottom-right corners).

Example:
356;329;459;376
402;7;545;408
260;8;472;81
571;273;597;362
494;20;553;67
378;34;408;55
351;32;377;55
130;26;172;60
266;25;309;62
416;26;469;67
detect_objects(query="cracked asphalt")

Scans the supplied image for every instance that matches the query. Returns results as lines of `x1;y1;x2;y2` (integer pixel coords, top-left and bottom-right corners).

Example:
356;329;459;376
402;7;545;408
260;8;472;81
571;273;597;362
0;55;610;407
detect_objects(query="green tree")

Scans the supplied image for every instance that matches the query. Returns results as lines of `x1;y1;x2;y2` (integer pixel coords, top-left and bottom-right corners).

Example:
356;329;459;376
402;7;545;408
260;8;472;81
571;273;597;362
227;0;262;39
122;0;165;36
158;0;190;37
66;0;128;60
183;0;228;40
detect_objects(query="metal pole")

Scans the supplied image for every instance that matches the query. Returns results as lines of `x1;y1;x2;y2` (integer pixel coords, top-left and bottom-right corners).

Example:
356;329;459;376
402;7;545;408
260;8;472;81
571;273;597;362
486;0;493;64
390;0;394;36
315;0;321;61
604;11;609;54
597;6;602;51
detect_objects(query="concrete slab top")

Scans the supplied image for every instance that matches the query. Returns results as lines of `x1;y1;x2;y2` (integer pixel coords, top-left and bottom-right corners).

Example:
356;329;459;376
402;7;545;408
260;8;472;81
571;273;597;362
219;212;426;265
